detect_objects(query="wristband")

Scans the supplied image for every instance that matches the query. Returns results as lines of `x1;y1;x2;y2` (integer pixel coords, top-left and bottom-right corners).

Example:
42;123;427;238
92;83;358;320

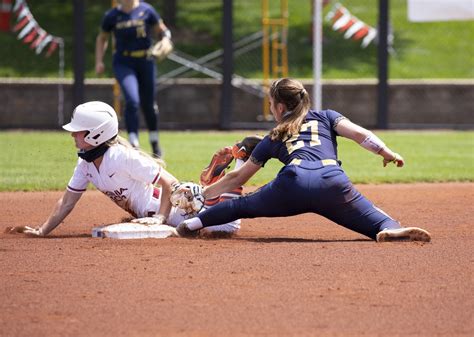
360;133;385;154
163;29;171;39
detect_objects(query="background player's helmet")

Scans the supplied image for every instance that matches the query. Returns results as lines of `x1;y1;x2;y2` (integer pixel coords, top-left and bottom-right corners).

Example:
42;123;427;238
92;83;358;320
63;101;119;146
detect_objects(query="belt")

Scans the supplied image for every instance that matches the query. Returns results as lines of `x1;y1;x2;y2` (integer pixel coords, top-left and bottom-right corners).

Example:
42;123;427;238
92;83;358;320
290;158;339;169
122;49;148;58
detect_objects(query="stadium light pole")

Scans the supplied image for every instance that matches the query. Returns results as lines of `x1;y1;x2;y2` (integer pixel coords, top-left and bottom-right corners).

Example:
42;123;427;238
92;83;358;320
72;0;85;110
377;0;389;129
220;0;233;130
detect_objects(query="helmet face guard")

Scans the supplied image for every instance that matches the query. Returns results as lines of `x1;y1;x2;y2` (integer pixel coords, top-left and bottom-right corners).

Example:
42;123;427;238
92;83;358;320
63;101;119;146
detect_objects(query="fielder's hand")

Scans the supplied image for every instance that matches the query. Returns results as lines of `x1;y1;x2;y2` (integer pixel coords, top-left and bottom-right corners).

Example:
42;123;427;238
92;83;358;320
148;37;174;62
131;214;166;226
5;225;43;236
170;182;204;215
383;153;404;167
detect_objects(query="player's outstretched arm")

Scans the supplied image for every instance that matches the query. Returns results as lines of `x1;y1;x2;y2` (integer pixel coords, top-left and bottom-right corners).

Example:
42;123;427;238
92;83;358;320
156;169;179;220
38;190;83;236
95;31;110;75
203;159;261;199
335;118;404;167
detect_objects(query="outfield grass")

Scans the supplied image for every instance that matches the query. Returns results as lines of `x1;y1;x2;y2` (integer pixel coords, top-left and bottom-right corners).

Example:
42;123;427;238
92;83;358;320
1;130;473;191
0;0;472;79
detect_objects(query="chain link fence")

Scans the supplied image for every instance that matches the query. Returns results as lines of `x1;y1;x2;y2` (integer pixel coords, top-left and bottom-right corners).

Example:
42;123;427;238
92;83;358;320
151;0;472;126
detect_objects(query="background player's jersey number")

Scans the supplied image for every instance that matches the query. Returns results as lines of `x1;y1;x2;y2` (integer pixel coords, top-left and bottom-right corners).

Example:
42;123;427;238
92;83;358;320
286;120;321;154
136;26;146;38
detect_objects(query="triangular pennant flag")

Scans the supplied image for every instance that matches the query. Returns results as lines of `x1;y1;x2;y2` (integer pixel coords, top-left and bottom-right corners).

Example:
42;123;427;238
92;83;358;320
332;12;352;30
30;29;46;48
12;0;63;57
17;19;35;39
353;25;370;40
326;3;378;48
22;26;38;43
326;4;345;22
361;28;377;48
344;20;365;39
45;38;58;57
16;5;28;20
338;18;357;32
12;15;28;32
36;34;52;54
13;0;25;12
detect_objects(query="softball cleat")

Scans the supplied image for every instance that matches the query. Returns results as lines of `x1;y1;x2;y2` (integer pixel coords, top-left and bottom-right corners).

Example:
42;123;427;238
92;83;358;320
200;146;234;186
176;222;199;238
376;227;431;242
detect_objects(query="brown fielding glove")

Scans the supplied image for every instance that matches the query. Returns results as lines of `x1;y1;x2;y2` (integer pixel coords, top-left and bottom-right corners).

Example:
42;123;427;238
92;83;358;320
149;37;174;62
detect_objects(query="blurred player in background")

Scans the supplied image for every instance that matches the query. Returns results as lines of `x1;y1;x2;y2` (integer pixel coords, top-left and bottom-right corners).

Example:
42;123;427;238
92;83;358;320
176;78;431;243
95;0;172;157
10;101;240;238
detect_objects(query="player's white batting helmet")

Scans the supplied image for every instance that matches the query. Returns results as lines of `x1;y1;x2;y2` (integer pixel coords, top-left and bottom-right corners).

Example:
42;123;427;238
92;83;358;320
63;101;119;146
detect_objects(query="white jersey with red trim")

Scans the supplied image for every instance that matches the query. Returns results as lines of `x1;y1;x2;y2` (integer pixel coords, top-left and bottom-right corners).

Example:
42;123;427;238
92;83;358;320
67;144;162;218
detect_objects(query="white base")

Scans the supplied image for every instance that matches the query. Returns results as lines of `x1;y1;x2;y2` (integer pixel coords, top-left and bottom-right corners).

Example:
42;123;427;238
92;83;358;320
92;223;178;239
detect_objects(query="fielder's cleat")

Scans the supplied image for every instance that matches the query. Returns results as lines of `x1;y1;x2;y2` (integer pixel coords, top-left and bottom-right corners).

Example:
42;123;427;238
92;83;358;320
200;147;234;186
176;222;199;238
376;227;431;243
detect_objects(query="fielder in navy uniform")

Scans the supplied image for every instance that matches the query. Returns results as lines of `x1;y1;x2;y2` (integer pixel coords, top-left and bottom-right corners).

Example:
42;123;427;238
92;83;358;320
177;78;431;242
95;0;172;157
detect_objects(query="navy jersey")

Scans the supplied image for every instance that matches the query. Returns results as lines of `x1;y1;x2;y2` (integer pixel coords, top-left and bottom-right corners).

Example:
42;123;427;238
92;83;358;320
101;2;160;53
198;108;401;240
252;109;346;166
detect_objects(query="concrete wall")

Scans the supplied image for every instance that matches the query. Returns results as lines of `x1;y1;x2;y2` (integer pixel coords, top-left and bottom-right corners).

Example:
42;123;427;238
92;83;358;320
0;78;473;130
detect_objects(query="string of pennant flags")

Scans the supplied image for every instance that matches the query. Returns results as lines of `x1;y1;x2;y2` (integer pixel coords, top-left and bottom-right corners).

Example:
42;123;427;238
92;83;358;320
12;0;63;57
325;3;378;48
7;0;66;125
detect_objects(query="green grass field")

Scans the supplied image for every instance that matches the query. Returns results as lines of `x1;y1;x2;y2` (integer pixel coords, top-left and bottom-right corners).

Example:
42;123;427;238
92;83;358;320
0;0;472;79
1;130;473;191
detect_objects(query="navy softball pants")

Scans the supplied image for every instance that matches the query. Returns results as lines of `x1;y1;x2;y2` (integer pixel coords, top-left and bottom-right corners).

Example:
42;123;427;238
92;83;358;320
198;163;401;240
113;55;158;134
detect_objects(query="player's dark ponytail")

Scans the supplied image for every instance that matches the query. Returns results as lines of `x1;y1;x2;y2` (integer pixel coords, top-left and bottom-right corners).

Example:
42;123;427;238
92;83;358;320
269;78;311;141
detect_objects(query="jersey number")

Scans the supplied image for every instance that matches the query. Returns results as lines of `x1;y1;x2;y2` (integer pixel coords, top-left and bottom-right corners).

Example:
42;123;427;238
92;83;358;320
136;26;146;38
285;120;321;154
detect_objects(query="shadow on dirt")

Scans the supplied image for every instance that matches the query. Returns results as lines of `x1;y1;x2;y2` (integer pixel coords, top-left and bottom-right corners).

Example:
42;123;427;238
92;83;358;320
236;237;371;243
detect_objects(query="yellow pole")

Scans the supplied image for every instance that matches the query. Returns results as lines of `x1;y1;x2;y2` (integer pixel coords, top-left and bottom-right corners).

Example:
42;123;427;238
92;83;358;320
262;0;270;119
280;0;289;77
261;0;289;120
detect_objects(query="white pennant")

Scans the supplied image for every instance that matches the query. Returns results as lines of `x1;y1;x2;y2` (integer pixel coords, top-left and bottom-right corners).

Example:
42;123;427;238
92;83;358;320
36;34;53;54
325;4;341;21
332;12;352;31
13;0;25;12
17;20;36;39
361;28;377;48
344;20;365;39
16;6;29;20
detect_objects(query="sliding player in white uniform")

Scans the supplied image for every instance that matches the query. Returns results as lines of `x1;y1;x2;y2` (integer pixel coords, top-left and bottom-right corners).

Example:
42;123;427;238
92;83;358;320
11;101;240;238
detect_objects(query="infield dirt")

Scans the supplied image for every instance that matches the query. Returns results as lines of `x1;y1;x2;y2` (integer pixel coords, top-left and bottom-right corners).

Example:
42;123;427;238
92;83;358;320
1;183;473;337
